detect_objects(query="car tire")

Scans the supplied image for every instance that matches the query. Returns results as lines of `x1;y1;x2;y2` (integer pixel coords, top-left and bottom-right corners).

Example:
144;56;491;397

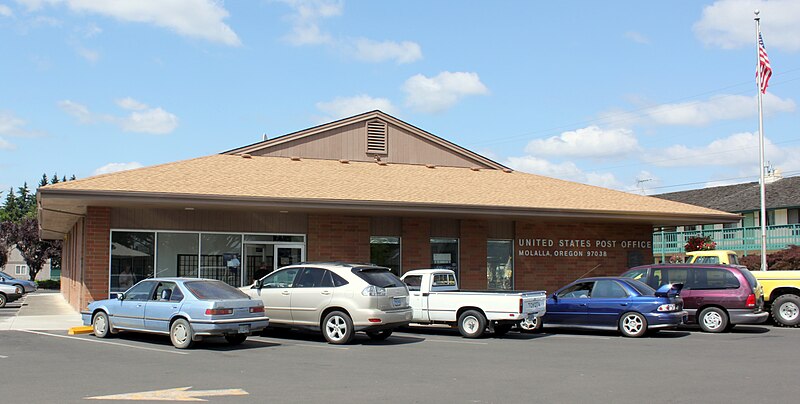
494;324;513;337
14;285;24;295
698;307;728;333
366;330;393;341
322;311;354;345
0;293;6;308
458;310;487;338
92;311;111;338
170;318;195;349
771;294;800;327
619;312;648;338
519;317;542;333
225;334;248;345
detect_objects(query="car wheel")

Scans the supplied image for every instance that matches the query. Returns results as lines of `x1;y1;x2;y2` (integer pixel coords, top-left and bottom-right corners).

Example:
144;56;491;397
170;318;195;349
366;330;393;341
225;334;248;345
619;312;647;338
14;285;23;295
92;311;111;338
698;307;728;333
771;294;800;327
0;293;6;308
494;324;513;337
323;311;354;345
458;310;487;338
519;317;542;333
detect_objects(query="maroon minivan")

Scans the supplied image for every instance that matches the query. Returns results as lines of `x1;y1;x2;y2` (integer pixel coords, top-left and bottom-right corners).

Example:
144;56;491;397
621;264;768;332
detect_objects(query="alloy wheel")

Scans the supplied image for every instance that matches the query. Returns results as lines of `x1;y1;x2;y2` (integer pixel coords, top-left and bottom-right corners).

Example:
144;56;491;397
703;311;723;330
622;314;643;334
326;316;347;342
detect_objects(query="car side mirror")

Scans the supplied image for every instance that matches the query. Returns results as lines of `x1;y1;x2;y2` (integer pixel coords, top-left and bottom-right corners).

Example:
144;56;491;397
551;294;558;302
117;293;125;301
253;279;263;289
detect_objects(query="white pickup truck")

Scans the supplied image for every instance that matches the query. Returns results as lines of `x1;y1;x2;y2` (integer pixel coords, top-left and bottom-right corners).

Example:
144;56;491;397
400;269;547;338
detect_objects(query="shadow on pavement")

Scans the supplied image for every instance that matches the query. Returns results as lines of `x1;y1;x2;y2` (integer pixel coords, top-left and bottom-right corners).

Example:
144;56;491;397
259;327;425;346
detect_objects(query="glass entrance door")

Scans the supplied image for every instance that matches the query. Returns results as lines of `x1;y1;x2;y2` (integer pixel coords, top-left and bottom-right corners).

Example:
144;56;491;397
275;245;304;269
244;243;305;286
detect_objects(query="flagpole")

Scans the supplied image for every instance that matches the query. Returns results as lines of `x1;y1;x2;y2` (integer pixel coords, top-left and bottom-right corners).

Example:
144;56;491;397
755;9;767;272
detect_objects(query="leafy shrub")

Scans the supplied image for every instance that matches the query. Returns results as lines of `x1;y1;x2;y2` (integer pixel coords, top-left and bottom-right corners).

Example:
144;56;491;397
36;279;60;289
740;245;800;271
684;236;716;252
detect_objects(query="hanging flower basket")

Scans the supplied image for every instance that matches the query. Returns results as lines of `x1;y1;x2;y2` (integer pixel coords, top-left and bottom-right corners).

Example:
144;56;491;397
684;235;716;252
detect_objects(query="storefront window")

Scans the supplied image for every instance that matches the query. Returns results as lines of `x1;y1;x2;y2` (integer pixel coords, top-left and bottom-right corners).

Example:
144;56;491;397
487;240;513;290
370;236;401;275
110;231;155;294
156;232;199;278
200;234;243;287
431;238;459;278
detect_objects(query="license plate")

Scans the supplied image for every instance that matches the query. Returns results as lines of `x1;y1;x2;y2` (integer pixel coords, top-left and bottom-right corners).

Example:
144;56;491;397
392;297;403;307
238;324;250;334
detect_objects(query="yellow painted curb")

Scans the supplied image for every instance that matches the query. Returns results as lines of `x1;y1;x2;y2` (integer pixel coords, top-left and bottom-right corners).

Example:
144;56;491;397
68;326;94;335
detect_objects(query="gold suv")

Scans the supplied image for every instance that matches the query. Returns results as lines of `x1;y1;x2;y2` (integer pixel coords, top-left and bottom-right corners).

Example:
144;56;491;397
243;263;412;344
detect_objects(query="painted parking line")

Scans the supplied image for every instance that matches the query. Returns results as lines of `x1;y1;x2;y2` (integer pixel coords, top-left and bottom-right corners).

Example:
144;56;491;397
250;337;350;350
18;330;189;355
0;355;8;358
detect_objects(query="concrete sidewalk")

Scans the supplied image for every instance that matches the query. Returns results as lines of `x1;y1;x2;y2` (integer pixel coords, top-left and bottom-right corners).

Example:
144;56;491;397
0;290;83;331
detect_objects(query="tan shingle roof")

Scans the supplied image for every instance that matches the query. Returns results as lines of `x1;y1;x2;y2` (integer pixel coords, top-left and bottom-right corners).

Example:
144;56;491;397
42;154;733;219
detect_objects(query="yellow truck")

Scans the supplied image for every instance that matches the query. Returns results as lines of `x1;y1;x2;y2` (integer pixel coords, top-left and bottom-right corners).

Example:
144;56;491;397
686;250;800;327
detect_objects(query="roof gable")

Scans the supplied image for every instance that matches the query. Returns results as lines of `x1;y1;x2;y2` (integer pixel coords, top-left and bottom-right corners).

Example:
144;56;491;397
224;110;507;170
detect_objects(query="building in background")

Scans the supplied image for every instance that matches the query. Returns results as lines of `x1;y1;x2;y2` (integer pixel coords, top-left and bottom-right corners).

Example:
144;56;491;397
652;171;800;261
37;111;736;310
2;246;53;281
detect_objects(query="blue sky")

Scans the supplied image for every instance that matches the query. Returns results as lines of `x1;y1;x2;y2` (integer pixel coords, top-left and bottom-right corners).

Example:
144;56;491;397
0;0;798;196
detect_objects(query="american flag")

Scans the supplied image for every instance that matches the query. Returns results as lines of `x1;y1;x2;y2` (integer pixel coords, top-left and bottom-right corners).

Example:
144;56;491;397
757;31;772;94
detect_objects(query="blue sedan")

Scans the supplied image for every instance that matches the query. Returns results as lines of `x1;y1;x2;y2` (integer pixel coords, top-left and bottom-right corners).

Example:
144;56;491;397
82;278;269;348
541;277;687;337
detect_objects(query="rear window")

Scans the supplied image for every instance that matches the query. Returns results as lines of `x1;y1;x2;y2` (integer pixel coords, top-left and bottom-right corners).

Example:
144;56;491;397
736;267;758;289
352;267;405;288
184;280;250;300
621;279;655;296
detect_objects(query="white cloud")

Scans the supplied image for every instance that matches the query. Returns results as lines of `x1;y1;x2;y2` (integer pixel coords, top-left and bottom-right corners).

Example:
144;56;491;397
59;98;179;134
403;71;489;113
0;110;42;137
694;0;800;52
0;4;13;17
644;131;789;168
624;31;649;44
316;94;398;121
76;46;99;62
504;156;622;189
524;126;640;159
0;137;14;150
279;0;422;64
643;93;795;126
93;162;144;176
15;0;241;46
352;38;422;64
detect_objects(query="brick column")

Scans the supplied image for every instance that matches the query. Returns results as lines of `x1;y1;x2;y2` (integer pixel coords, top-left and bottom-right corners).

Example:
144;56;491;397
83;207;111;310
307;215;370;262
401;218;430;273
460;219;488;289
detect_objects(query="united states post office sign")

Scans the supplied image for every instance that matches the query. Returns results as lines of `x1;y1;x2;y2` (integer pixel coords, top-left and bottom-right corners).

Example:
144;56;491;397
516;238;652;258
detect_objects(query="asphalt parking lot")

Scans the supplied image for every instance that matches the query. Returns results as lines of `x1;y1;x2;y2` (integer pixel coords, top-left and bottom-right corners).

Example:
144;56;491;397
1;321;797;404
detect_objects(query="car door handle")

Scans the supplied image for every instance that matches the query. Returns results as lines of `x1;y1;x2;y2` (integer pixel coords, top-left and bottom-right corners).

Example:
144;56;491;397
281;291;290;296
620;303;628;306
321;291;331;295
579;303;587;307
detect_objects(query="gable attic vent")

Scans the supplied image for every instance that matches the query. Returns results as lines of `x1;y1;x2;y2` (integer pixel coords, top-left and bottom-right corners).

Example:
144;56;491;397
366;120;388;155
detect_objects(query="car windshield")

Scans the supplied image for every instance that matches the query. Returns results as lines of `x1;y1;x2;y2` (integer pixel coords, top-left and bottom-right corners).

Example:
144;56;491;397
621;279;655;296
184;280;250;300
353;267;405;288
0;271;18;280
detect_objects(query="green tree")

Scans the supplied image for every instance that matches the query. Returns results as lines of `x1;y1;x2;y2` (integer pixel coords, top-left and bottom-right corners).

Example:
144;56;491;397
0;221;11;269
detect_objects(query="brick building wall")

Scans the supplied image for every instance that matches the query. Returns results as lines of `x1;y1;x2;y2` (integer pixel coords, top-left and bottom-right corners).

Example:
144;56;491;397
401;218;431;271
459;219;489;289
82;207;111;310
307;215;370;262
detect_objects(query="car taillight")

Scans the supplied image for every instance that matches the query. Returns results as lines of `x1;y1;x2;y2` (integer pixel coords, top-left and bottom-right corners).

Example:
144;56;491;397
746;293;756;307
362;285;387;296
205;308;233;315
657;304;677;312
519;298;523;314
250;306;265;313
